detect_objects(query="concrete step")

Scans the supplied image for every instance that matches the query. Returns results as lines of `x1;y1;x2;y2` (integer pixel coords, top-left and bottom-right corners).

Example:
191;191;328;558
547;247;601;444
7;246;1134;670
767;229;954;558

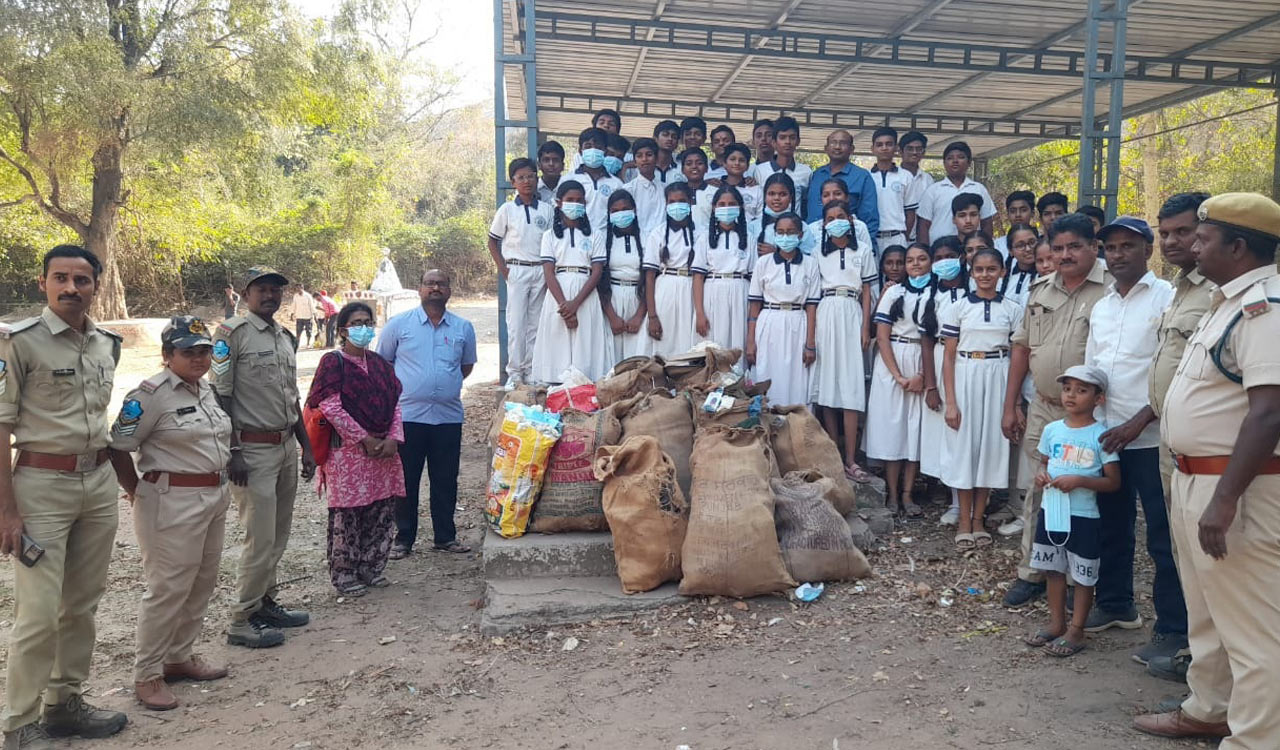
481;576;684;635
482;529;617;579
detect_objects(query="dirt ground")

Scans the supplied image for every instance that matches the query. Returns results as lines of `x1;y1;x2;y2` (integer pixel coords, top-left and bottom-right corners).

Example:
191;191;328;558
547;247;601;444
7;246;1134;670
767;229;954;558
0;298;1201;750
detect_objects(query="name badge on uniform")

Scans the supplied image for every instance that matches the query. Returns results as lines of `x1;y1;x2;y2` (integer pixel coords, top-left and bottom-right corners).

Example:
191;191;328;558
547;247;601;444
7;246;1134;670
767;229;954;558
176;406;197;416
53;368;75;376
257;351;273;357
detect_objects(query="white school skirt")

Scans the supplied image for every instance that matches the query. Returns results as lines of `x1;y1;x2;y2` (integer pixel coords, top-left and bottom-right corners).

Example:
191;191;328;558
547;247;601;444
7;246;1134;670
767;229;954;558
703;276;749;357
942;355;1011;490
810;294;867;410
919;342;953;479
754;308;810;407
531;272;615;383
865;339;922;462
650;273;698;360
610;281;652;362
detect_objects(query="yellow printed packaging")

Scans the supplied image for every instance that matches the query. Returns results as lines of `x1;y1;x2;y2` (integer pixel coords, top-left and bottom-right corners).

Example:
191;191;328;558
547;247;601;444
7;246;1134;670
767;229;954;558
486;404;561;538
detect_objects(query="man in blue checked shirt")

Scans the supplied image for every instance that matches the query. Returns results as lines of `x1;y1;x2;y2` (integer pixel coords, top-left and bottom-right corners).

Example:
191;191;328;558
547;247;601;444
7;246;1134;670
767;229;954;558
806;129;880;234
376;269;477;558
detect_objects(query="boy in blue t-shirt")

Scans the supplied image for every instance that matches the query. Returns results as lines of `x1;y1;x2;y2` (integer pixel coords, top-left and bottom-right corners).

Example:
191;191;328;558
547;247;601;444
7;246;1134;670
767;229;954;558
1024;365;1122;657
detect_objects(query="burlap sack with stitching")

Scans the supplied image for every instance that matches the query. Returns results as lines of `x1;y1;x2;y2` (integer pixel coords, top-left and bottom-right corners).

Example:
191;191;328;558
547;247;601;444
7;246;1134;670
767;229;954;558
529;408;621;533
595;436;688;593
596;356;669;407
772;473;872;582
769;405;857;515
616;389;695;502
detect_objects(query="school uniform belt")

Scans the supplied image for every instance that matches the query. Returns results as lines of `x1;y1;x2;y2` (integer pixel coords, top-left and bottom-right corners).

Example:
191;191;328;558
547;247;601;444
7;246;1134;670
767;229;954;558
762;302;805;311
660;268;692;277
239;429;289;445
877;230;905;238
142;470;225;487
1172;454;1280;476
706;272;747;280
958;349;1010;360
15;449;110;473
506;259;541;267
611;278;640;287
888;334;920;344
822;287;860;299
555;265;590;275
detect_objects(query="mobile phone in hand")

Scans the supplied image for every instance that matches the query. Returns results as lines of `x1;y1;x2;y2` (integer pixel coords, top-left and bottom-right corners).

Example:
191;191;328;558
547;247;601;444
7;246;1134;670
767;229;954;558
19;533;44;567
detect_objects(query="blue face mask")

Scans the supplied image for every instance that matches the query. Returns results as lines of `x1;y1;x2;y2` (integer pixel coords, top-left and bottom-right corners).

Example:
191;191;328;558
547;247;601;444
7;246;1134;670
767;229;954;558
609;210;636;229
666;202;691;221
602;155;624;176
933;257;963;281
560;201;586;220
581;148;605;169
764;206;784;218
907;273;932;290
346;325;376;348
774;234;801;252
825;218;852;238
714;206;741;224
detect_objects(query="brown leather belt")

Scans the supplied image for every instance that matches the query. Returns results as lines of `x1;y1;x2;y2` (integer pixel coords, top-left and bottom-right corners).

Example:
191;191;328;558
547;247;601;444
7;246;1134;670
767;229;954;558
240;430;286;445
1173;454;1280;476
15;449;109;473
142;471;224;487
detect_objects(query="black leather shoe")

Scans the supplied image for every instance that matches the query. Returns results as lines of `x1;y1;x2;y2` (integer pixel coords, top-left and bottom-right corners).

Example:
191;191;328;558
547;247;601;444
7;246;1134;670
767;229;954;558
1147;654;1190;684
257;596;310;628
41;695;127;738
1084;605;1142;632
1002;579;1046;607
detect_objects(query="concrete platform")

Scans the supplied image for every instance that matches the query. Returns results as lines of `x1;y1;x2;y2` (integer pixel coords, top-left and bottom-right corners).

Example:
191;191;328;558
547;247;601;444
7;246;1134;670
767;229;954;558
481;576;684;635
482;530;617;579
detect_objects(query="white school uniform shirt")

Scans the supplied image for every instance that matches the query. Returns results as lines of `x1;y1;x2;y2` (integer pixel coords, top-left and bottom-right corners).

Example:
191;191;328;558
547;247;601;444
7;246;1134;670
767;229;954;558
902;167;933;239
1084;270;1175;450
642;223;707;274
869;164;913;235
716;179;763;222
814;235;878;293
488;196;554;263
994;234;1009;258
1000;259;1039;307
571;168;625;234
748;251;821;307
751;159;813;203
809;218;874;264
540;223;604;269
939;292;1024;351
917;177;997;240
624;173;667;235
921;283;966;341
656;163;682;183
685;183;717;232
700;225;756;277
592;229;645;283
706;163;728;181
873;283;929;338
537;178;561;206
764;219;819;256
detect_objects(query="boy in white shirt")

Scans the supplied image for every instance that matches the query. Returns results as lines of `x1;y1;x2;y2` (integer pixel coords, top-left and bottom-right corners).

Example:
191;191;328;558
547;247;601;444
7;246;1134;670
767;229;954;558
751;116;812;209
680;116;707;152
624;137;667;234
488;157;554;385
898;130;933;241
536;141;565;205
572;127;624;233
869;126;914;255
653;120;682;183
995;191;1036;256
707;124;735;180
916;141;995;244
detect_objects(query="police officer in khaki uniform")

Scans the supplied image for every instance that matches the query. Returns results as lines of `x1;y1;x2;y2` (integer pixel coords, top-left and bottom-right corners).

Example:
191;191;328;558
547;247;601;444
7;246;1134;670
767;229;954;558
211;268;315;648
108;317;240;712
1134;193;1280;746
1000;213;1113;607
0;246;128;750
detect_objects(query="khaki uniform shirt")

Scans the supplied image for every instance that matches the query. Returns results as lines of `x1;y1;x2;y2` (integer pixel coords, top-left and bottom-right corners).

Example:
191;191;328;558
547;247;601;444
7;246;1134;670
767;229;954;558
1163;266;1280;457
210;312;299;432
1012;259;1113;401
109;368;232;474
1148;268;1215;419
0;307;120;454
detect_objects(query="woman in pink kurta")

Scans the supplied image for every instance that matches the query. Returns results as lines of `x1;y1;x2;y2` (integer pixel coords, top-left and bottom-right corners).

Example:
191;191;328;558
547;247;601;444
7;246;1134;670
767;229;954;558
305;302;405;596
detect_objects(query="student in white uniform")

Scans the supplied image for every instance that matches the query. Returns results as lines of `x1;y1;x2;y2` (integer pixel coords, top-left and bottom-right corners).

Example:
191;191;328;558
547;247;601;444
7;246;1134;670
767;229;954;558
706;125;735;180
653;120;682;183
596;190;651;363
679;116;707;152
870;127;914;254
567;108;624;171
487;157;553;386
1000;224;1041;306
941;247;1024;550
677;148;716;231
695;185;755;357
868;244;909;384
915;141;996;244
755;173;817;256
571;127;624;234
811;200;878;482
751;119;776;167
531;180;614;383
624;137;667;234
898;131;933;242
643;182;706;359
962;230;996;292
745;212;820;407
536;141;565;206
807;178;873;281
750;116;812;208
995;191;1036;256
866;242;933;513
920;237;968;522
715;143;763;221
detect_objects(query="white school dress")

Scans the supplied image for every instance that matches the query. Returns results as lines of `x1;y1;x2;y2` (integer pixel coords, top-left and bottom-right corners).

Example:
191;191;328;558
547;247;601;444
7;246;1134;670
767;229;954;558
749;250;821;407
1000;258;1038;307
531;225;614;383
939;293;1024;490
919;283;966;479
594;229;651;363
624;173;666;235
757;220;819;256
699;224;756;356
489;196;553;382
643;222;706;360
810;235;878;410
865;282;928;462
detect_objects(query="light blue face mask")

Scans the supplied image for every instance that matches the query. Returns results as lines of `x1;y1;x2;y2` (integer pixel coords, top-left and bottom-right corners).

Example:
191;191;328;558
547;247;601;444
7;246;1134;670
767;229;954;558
774;234;801;252
609;210;636;229
560;201;586;220
933;257;963;281
603;155;624;176
825;218;852;238
346;325;376;348
714;206;741;224
907;273;932;290
581;148;605;169
666;202;691;221
764;206;784;218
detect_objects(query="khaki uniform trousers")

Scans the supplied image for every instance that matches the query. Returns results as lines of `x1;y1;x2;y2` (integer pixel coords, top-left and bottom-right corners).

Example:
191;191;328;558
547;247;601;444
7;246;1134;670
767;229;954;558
3;462;118;732
1171;472;1280;748
230;437;298;620
1016;397;1065;584
133;477;230;681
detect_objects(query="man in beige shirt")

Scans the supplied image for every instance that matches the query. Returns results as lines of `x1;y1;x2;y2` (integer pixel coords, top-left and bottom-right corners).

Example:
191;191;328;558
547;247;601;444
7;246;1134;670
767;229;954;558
1000;213;1113;607
212;268;315;649
0;245;128;749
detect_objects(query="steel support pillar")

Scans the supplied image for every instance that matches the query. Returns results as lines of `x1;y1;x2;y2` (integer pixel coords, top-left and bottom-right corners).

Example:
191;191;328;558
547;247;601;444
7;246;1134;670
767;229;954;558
1077;0;1128;219
494;0;539;382
1273;92;1280;202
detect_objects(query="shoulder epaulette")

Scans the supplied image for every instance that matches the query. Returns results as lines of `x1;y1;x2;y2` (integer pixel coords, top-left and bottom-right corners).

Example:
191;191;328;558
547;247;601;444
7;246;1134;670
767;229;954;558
1030;273;1053;287
98;326;123;341
0;317;40;339
217;317;248;336
1241;283;1272;319
138;371;167;394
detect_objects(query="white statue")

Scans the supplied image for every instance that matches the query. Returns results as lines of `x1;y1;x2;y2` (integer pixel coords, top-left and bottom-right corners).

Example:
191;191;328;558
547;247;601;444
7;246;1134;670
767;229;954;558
370;247;403;293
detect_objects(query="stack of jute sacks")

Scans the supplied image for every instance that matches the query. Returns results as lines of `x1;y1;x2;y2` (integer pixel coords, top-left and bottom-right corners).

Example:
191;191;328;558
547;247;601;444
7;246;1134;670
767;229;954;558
485;345;872;597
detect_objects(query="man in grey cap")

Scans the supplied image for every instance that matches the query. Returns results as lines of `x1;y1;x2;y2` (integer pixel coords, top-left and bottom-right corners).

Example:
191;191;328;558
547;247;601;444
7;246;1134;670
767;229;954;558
211;267;315;648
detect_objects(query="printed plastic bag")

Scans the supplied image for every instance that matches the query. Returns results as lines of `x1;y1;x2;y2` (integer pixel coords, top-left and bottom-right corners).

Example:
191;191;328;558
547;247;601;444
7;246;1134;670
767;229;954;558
485;403;563;538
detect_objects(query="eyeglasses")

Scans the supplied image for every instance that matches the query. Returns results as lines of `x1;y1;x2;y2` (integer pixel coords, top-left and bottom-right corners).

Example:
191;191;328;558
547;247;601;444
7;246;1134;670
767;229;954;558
1012;240;1039;250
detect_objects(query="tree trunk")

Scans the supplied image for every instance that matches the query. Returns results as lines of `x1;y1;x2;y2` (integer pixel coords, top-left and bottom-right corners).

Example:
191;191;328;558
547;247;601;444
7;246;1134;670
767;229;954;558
1140;114;1162;275
87;137;129;321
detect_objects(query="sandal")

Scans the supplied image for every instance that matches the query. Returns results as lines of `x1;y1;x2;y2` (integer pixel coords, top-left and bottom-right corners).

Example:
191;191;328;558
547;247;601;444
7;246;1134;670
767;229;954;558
1044;636;1087;658
972;531;993;548
902;500;925;518
388;543;411;560
433;540;472;554
336;583;367;598
954;533;975;550
1023;629;1060;648
364;575;391;588
844;463;874;484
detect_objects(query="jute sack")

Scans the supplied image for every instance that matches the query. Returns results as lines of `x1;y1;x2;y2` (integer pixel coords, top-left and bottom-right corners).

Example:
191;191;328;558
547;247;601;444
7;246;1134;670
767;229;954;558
691;392;769;432
772;473;872;582
667;346;742;390
594;436;688;593
616;389;695;502
769;405;857;515
529;408;621;533
596;356;668;407
487;384;549;448
679;425;796;597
